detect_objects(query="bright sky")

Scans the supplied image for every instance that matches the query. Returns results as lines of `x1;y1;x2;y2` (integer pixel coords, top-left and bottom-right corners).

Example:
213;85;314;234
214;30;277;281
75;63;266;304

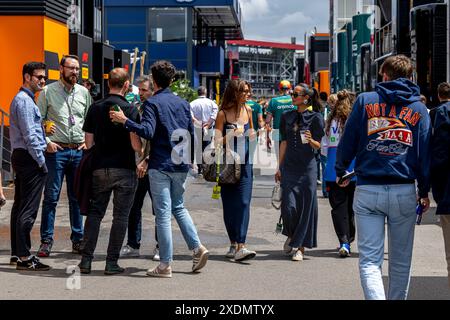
240;0;329;45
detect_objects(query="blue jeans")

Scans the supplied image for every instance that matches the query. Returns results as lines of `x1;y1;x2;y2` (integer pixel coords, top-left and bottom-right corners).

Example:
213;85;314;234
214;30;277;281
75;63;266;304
40;148;83;243
148;170;201;264
353;184;417;300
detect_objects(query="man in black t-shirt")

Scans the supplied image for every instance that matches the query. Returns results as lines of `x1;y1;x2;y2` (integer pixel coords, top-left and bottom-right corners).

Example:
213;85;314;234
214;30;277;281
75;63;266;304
78;68;142;275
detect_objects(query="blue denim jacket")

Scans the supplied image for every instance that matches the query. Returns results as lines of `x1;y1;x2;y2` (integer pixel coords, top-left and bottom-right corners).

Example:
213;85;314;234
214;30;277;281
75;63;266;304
10;87;47;166
125;88;194;172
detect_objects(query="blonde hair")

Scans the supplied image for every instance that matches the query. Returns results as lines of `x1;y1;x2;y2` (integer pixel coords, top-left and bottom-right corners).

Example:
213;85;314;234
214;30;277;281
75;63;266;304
325;90;356;135
327;94;338;107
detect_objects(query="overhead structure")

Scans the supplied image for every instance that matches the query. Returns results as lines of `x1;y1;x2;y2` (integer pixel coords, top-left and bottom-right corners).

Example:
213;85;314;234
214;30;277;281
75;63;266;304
226;40;304;97
104;0;243;90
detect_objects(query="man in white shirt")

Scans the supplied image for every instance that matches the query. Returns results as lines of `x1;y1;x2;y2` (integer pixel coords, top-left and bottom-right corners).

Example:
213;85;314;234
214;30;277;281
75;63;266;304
190;86;219;174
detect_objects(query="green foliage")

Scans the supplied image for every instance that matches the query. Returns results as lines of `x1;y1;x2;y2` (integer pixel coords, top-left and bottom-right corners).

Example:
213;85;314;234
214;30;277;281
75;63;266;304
170;79;198;102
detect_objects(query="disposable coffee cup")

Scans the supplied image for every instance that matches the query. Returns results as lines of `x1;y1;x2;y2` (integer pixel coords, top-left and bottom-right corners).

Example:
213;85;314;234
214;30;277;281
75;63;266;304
300;130;308;144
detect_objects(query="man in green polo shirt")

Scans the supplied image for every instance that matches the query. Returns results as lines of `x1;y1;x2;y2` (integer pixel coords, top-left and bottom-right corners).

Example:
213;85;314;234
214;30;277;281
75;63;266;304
37;55;92;257
265;80;297;159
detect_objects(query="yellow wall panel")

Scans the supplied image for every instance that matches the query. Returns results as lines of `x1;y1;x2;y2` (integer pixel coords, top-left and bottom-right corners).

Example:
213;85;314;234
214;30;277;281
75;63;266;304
43;17;69;63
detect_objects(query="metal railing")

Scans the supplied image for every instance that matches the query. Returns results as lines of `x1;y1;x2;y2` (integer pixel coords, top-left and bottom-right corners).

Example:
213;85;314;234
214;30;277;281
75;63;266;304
374;22;393;59
0;106;12;185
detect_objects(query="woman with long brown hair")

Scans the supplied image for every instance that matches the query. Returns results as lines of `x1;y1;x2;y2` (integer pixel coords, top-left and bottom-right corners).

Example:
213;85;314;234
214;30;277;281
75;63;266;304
214;80;257;262
322;89;357;257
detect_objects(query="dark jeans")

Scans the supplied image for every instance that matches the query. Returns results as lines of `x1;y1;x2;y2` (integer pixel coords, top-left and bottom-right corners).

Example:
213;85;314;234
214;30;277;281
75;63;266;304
10;149;47;257
127;175;158;249
195;127;213;173
320;154;328;197
328;182;356;245
40;148;83;243
315;150;321;181
81;168;137;263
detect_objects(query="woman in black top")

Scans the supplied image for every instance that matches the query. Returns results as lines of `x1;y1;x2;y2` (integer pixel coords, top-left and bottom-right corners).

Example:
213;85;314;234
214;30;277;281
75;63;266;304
214;80;257;262
275;84;324;261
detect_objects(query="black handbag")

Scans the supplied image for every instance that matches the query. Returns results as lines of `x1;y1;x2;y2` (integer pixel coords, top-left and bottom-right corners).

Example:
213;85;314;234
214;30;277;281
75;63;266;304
202;145;241;184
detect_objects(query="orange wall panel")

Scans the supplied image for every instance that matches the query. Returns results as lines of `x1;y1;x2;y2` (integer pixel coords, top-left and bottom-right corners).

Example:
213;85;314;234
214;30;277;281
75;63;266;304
0;16;44;115
319;71;330;96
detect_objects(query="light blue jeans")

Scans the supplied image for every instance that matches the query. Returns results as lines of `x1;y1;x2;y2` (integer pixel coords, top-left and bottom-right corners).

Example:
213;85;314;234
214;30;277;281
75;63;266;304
353;184;417;300
148;170;201;264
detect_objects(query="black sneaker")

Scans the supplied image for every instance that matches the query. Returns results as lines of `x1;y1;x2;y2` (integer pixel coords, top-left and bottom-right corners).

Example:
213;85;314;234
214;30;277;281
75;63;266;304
104;263;125;275
72;241;83;254
37;240;53;257
16;256;51;271
78;257;92;274
10;256;19;265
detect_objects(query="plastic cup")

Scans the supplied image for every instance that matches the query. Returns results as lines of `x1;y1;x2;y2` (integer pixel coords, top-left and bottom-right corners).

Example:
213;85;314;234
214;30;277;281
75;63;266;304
235;124;244;136
300;130;309;144
44;120;55;135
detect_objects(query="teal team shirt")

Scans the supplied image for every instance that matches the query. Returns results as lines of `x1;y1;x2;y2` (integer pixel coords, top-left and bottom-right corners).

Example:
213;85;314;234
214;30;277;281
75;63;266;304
267;95;297;129
246;100;263;129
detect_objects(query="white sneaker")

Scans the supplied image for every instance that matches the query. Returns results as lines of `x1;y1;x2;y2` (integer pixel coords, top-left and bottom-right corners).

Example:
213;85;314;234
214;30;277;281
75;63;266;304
234;247;256;262
120;245;140;257
152;247;160;261
225;245;237;258
292;249;304;261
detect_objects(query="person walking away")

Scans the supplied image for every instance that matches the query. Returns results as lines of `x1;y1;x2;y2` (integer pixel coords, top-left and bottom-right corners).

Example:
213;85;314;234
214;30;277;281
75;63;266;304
430;82;450;287
120;75;160;261
275;84;324;262
322;90;356;257
214;80;257;261
318;91;331;198
335;55;431;300
9;62;50;271
78;68;142;275
110;60;209;278
190;86;219;175
37;55;92;257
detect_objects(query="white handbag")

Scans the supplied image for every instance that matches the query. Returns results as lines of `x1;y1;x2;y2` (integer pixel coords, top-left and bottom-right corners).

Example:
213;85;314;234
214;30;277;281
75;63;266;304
271;182;282;210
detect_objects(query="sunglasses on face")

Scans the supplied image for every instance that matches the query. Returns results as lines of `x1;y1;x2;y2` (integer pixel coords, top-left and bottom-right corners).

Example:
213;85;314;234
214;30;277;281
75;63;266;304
291;92;306;98
32;75;48;81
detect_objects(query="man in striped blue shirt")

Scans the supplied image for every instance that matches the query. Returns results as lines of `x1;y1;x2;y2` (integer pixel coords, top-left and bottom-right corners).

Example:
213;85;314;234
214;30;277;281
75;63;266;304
9;62;50;271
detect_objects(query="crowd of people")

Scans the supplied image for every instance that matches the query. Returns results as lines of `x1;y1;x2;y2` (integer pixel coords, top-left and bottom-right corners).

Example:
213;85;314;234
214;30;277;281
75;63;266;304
3;53;450;299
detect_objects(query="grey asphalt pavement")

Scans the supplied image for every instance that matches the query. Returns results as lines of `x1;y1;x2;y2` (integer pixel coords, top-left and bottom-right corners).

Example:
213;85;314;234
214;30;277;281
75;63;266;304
0;174;449;300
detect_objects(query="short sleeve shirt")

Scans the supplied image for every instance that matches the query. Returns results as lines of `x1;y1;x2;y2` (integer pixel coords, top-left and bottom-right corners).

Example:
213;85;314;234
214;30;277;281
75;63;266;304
267;95;297;129
246;100;262;129
280;110;325;174
83;94;140;170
